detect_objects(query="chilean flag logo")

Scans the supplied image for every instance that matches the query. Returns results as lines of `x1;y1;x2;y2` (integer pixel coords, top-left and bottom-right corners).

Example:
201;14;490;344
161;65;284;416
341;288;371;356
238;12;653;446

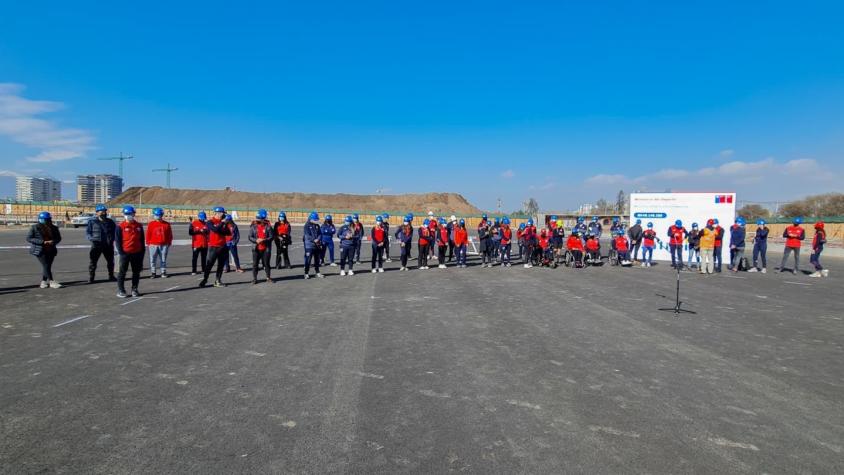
715;195;733;204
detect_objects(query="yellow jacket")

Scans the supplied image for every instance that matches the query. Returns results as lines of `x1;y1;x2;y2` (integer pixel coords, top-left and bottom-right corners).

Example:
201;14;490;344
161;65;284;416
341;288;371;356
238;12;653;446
699;227;715;250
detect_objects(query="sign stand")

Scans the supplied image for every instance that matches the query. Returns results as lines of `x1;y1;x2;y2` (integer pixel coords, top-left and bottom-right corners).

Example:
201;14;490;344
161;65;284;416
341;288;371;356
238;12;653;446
658;266;696;317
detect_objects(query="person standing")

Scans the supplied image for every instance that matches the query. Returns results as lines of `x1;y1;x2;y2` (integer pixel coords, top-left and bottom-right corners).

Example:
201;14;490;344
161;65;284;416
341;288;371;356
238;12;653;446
249;209;274;284
713;218;725;272
523;219;537;268
728;217;747;272
338;216;357;276
686;223;701;270
477;214;491;267
224;214;244;273
27;211;62;289
453;219;469;268
273;212;292;269
699;219;716;275
640;222;659;267
628;219;643;262
667;220;688;270
395;216;414;271
809;221;827;278
371;215;387;273
500;217;513;267
115;206;145;298
86;203;116;283
447;215;457;262
436;218;449;268
748;219;769;273
303;211;325;279
146;207;173;278
320;215;337;266
189;212;209;275
352;213;364;263
199;207;231;288
417;218;432;270
779;217;805;275
382;213;392;262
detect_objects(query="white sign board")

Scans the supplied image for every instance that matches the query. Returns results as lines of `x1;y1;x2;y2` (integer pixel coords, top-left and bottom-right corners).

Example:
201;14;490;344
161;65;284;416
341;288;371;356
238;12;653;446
629;192;736;261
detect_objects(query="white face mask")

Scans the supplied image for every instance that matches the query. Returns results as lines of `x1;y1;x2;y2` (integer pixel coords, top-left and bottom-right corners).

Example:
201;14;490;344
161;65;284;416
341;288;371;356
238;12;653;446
125;215;135;222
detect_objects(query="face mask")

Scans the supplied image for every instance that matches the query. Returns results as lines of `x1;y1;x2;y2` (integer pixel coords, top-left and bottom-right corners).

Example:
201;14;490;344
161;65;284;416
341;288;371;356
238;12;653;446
125;215;135;222
38;219;46;224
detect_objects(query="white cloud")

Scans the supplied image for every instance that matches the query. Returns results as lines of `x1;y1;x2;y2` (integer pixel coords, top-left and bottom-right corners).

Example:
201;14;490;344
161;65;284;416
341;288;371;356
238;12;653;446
0;83;95;162
529;180;557;191
584;174;630;186
0;169;21;177
500;169;515;179
719;149;734;158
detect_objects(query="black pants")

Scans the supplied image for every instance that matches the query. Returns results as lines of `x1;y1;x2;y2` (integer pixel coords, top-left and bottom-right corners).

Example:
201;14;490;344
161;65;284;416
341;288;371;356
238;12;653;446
304;247;321;274
252;248;271;280
384;237;390;259
89;244;114;278
118;252;144;292
371;244;384;269
204;246;229;282
36;251;56;281
340;246;354;270
192;247;207;274
438;244;446;262
275;239;291;268
480;240;490;264
448;240;455;261
418;243;429;268
400;242;410;267
355;239;363;262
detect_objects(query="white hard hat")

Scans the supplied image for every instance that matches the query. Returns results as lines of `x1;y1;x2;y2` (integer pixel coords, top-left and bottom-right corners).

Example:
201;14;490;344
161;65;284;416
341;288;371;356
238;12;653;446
450;215;457;222
427;211;434;216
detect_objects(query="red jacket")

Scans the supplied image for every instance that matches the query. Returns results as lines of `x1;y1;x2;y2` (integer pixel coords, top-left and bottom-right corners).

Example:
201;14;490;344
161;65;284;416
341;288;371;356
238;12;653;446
714;226;724;247
454;226;468;246
538;234;550;250
643;229;657;247
274;221;290;242
784;225;805;248
189;219;208;248
501;226;512;245
567;235;584;251
146;220;173;246
371;225;385;244
668;225;686;246
614;236;629;252
207;217;229;247
418;226;430;246
586;237;600;251
437;227;449;246
118;220;144;254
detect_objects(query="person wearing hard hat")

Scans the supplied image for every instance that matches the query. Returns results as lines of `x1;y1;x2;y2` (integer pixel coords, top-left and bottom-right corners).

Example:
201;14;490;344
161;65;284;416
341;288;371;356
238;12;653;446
200;206;232;288
748;219;769;273
500;217;513;267
728;217;747;272
303;211;325;279
146;207;173;278
779;217;805;274
566;229;585;268
319;215;337;266
394;215;413;271
477;214;492;267
382;213;392;263
447;215;457;262
189;212;209;275
435;218;449;268
453;219;469;268
417;218;432;270
698;219;716;274
273;212;292;269
628;219;643;263
352;213;364;263
589;216;603;238
640;222;660;268
249;209;275;284
338;216;357;276
809;221;828;278
713;218;725;272
522;219;537;267
371;215;387;272
223;214;244;273
516;222;526;261
427;215;438;261
667;219;688;270
26;211;63;289
86;203;116;283
115;206;145;297
686;223;701;270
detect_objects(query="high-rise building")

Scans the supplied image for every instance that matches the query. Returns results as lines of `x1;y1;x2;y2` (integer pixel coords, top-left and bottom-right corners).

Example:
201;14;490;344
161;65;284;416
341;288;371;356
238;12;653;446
15;176;62;202
76;174;123;204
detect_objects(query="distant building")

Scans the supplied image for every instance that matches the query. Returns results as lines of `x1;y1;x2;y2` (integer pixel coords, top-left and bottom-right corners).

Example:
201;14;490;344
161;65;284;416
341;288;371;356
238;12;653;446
15;176;62;202
77;174;123;204
577;203;594;215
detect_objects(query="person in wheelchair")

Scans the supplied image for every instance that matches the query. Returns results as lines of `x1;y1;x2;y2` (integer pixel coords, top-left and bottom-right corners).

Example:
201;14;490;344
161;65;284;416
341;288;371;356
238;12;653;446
613;230;632;266
566;230;585;268
584;231;601;264
537;228;555;267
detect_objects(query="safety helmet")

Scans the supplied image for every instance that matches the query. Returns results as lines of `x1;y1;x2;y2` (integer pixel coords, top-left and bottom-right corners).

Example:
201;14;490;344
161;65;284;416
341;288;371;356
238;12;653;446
713;218;720;225
353;213;360;220
482;213;488;220
613;216;619;223
213;206;225;214
756;218;766;226
345;215;353;223
325;214;333;221
592;216;599;221
427;211;434;216
647;222;654;228
707;218;715;227
691;222;699;228
519;222;525;230
407;213;414;220
636;219;641;224
256;209;268;220
438;217;446;225
502;217;511;225
527;219;534;226
308;211;319;222
423;218;430;226
278;212;286;220
577;216;584;223
459;219;465;225
153;207;164;217
198;211;207;220
793;217;803;225
551;215;557;220
450;215;457;222
224;214;232;221
122;205;136;215
376;215;383;223
382;213;389;219
736;217;745;226
674;219;682;227
38;211;51;221
815;221;824;230
95;204;107;212
556;219;563;227
494;217;500;225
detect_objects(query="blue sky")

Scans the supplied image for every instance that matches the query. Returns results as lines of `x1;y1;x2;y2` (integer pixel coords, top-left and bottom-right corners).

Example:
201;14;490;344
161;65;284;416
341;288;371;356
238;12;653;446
1;1;842;211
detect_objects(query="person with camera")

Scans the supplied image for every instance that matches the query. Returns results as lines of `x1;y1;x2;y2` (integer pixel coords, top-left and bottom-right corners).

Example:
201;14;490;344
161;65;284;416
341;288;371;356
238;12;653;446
199;206;231;288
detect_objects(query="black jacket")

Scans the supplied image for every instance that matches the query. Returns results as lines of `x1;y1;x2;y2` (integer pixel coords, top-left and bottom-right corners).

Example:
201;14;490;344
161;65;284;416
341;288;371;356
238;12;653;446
27;223;62;256
86;216;116;246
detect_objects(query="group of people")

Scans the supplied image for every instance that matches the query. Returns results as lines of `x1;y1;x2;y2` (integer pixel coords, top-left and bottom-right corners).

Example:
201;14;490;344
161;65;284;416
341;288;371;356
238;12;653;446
25;206;832;297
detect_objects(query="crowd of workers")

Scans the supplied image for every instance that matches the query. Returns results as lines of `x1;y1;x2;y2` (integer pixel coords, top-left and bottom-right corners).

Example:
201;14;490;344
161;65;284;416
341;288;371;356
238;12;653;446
24;206;830;297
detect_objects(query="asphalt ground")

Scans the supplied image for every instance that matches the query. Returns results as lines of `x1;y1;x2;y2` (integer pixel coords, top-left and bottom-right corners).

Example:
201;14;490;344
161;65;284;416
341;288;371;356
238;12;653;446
1;225;842;473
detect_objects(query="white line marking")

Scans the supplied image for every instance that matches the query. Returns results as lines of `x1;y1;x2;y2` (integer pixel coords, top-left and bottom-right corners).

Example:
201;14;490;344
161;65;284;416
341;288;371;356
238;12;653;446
784;281;811;286
352;370;385;380
52;315;91;327
724;275;746;279
120;296;157;305
245;350;266;357
163;285;181;292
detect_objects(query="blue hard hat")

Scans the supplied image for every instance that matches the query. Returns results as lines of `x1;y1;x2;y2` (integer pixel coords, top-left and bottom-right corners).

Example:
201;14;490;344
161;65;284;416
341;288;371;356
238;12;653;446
407;213;414;219
95;204;107;212
376;215;383;223
736;217;745;225
353;213;360;220
675;219;682;227
577;216;584;223
325;214;332;221
459;219;465;225
38;211;51;221
345;215;353;223
278;211;286;220
122;205;136;215
502;217;511;225
494;217;500;224
438;217;446;224
518;222;525;229
713;218;719;225
592;216;599;221
793;216;803;225
308;211;319;221
636;219;642;224
692;222;699;228
527;218;534;226
482;213;488;219
613;216;620;223
382;213;389;219
756;218;765;226
647;222;653;228
256;209;268;219
213;206;225;214
198;211;207;220
153;207;164;217
423;218;430;226
224;214;232;221
551;215;557;220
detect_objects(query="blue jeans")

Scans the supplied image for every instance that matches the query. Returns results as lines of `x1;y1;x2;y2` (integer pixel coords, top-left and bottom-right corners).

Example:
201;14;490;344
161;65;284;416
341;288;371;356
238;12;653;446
456;245;467;265
148;245;169;274
321;240;334;264
687;248;700;267
714;246;723;271
752;241;767;269
810;248;823;271
670;244;683;268
643;246;654;264
501;243;511;264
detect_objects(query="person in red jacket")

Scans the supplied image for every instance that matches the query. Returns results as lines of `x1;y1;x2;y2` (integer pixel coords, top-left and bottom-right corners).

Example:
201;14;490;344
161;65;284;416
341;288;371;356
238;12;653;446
585;232;600;263
453;219;469;268
713;219;725;272
522;219;537;268
614;230;631;265
115;206;145;298
436;218;450;268
371;215;387;272
200;206;231;288
249;209;275;284
418;218;432;270
809;221;828;278
779;217;805;275
500;217;513;267
667;220;688;270
146;207;173;278
566;231;585;268
538;229;554;267
273;212;292;269
189;211;209;275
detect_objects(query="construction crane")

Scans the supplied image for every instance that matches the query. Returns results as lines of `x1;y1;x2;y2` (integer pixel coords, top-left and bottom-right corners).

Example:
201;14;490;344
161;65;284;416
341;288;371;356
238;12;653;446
152;163;179;188
98;152;133;179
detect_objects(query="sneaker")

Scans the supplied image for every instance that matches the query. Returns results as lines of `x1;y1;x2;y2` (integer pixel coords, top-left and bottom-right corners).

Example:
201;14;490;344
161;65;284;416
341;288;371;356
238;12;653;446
151;274;159;279
761;268;767;274
49;280;62;289
117;290;127;298
372;269;377;273
236;268;245;273
747;268;757;273
199;279;207;287
524;264;529;268
329;262;338;266
348;270;355;276
131;289;140;298
378;268;385;273
304;274;311;279
809;271;821;278
161;273;168;278
252;279;258;284
439;264;446;269
822;269;829;277
400;267;407;271
40;280;49;289
191;272;197;276
386;258;393;263
316;273;325;278
213;280;225;287
640;263;646;268
340;270;346;276
792;270;797;275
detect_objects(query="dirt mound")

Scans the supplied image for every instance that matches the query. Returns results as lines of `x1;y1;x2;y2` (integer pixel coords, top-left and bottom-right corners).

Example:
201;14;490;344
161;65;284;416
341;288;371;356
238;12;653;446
111;187;482;215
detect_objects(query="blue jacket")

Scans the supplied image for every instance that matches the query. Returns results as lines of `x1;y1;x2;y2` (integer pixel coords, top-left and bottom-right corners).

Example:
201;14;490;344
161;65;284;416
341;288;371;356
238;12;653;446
303;222;321;250
228;222;240;246
86;216;116;246
754;226;769;243
730;225;746;249
338;224;356;248
394;225;414;244
320;222;336;243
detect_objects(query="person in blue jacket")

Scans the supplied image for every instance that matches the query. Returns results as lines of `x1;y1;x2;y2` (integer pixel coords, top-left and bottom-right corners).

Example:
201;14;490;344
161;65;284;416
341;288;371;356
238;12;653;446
589;216;603;239
574;216;588;238
86;203;116;283
337;216;357;276
319;215;337;266
303;211;324;279
394;216;414;271
223;214;243;273
352;213;364;263
748;219;769;273
382;213;392;262
728;217;747;272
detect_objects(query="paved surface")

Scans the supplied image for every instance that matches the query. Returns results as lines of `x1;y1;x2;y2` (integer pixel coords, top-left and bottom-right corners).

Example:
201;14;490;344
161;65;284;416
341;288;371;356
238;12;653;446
1;226;842;473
